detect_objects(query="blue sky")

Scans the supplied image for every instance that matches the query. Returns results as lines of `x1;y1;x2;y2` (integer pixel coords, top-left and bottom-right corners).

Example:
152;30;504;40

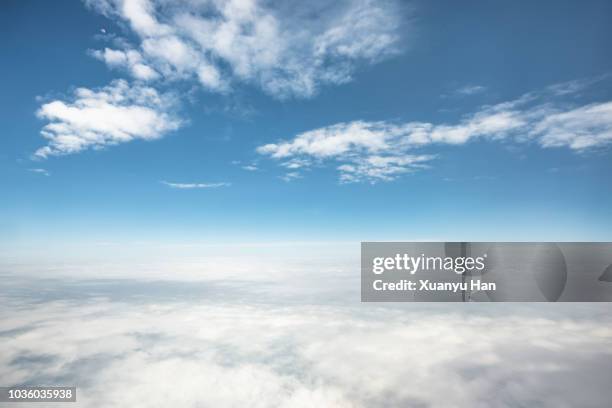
1;0;612;248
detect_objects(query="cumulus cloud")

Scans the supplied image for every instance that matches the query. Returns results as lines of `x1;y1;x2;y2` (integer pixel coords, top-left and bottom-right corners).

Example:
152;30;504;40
1;278;611;408
84;0;405;98
35;79;182;158
161;181;231;189
258;84;612;182
90;47;159;80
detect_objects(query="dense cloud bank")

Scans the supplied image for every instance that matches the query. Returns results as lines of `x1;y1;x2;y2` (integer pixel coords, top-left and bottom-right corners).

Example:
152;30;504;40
1;275;611;408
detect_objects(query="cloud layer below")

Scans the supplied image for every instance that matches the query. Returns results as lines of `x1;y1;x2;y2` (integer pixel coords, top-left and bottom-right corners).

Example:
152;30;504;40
1;276;611;408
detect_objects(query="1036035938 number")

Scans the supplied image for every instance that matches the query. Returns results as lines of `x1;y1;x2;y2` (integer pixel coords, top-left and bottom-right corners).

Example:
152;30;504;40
0;386;76;402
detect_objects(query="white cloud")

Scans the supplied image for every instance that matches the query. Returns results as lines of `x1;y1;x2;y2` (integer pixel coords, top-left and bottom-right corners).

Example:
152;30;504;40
338;154;433;183
2;244;612;407
258;85;612;182
85;0;405;98
281;158;311;170
2;286;611;408
27;168;50;176
242;164;258;171
90;47;159;80
280;172;302;182
35;79;182;158
161;181;231;189
256;120;440;183
455;84;486;95
258;121;402;159
546;75;609;96
532;102;612;150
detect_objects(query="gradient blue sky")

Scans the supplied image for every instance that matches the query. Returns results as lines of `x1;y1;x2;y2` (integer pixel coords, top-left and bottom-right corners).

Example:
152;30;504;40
1;0;612;248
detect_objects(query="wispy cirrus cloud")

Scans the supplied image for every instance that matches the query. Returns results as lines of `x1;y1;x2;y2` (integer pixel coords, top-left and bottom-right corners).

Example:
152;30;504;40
85;0;406;99
532;102;612;150
280;171;302;182
546;75;610;96
337;154;434;183
257;121;437;183
161;181;231;189
35;79;182;159
27;168;50;176
258;80;612;183
455;84;486;96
